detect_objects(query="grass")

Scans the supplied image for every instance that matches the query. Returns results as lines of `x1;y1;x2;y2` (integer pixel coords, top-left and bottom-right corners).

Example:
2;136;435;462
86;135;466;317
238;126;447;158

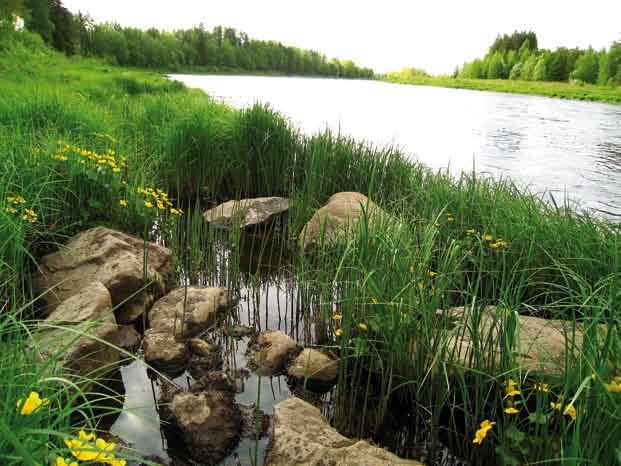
2;28;621;465
383;74;621;105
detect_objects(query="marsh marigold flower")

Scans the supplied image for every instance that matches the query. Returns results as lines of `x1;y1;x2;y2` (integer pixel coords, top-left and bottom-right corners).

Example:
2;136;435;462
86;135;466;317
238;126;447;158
358;323;368;332
505;378;520;398
472;419;495;445
332;314;342;321
535;382;550;393
119;199;128;208
504;407;519;415
16;391;48;415
55;458;78;466
335;328;343;337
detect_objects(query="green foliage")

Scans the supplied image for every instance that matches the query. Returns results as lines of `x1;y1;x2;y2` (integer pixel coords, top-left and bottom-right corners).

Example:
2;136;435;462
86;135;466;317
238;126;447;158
23;0;52;42
490;31;538;54
572;48;600;84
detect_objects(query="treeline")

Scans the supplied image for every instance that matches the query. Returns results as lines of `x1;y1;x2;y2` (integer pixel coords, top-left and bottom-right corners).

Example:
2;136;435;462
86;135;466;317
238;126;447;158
459;30;621;86
0;0;374;78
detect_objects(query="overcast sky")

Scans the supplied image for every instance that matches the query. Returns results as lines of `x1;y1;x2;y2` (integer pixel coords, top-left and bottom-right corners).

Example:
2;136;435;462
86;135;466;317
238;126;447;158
62;0;621;74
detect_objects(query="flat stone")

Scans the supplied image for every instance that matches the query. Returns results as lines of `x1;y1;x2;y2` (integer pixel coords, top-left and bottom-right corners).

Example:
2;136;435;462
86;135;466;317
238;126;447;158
33;281;119;379
287;348;338;385
248;330;298;376
265;397;423;466
203;197;289;229
33;226;172;322
298;192;389;251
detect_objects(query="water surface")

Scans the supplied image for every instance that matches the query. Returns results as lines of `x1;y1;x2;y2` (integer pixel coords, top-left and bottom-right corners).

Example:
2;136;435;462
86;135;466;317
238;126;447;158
172;74;621;216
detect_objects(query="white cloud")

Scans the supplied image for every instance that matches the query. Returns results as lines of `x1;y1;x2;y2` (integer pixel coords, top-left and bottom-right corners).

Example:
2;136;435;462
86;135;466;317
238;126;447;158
63;0;621;74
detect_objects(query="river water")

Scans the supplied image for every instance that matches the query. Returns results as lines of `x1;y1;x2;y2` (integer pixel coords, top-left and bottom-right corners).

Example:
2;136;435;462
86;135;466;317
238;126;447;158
172;74;621;217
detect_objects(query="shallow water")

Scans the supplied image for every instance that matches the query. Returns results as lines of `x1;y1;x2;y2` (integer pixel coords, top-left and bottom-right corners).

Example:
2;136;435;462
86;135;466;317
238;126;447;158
172;74;621;217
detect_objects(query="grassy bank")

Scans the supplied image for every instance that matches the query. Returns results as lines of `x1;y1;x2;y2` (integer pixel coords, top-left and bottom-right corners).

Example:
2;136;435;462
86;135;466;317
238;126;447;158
383;74;621;104
2;29;621;466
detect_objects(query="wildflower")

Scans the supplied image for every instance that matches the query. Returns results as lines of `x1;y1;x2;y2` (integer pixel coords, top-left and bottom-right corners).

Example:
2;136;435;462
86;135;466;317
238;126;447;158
465;228;477;235
447;216;455;222
78;430;96;442
563;404;577;420
144;201;153;209
483;234;493;241
55;458;78;466
170;208;183;216
504;407;519;415
427;270;438;278
7;195;26;205
358;323;368;332
53;154;68;161
156;201;165;210
335;328;343;337
371;297;379;305
119;199;128;208
604;377;621;393
472;419;495;445
22;208;38;223
16;391;48;415
489;243;500;250
5;207;17;214
505;378;520;398
332;314;343;321
535;382;550;393
112;167;121;173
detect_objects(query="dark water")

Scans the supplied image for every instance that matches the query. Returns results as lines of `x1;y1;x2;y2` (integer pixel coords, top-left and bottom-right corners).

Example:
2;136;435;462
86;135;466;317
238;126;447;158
172;74;621;217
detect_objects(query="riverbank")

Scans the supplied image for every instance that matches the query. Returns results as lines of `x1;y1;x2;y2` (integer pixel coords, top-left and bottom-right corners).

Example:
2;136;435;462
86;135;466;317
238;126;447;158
383;74;621;104
2;30;621;466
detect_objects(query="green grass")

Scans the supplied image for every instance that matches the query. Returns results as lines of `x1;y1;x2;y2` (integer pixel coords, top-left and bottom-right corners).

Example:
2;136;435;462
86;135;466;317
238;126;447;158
2;29;621;465
383;74;621;105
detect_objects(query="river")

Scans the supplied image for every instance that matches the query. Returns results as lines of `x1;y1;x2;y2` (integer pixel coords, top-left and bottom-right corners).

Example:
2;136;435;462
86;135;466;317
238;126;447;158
172;74;621;217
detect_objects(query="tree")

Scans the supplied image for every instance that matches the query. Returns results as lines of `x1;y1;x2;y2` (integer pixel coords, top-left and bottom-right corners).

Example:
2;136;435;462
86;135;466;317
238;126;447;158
533;55;548;81
0;0;25;21
571;48;599;83
48;0;75;54
24;0;53;42
509;63;523;80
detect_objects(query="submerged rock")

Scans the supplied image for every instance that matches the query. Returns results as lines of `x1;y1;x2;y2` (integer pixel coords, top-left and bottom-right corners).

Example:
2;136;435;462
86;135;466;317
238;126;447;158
165;389;242;465
442;306;586;374
148;287;234;338
248;330;298;376
298;192;389;251
188;338;223;379
287;348;339;387
33;226;172;322
265;397;423;466
33;281;119;379
203;197;289;229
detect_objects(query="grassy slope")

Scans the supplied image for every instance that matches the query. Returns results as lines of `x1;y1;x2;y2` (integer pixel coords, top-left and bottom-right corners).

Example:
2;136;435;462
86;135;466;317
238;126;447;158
2;30;621;466
383;74;621;104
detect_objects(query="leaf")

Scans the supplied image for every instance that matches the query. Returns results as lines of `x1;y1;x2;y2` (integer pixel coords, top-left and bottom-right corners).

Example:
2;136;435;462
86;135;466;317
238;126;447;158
528;411;551;425
495;445;521;466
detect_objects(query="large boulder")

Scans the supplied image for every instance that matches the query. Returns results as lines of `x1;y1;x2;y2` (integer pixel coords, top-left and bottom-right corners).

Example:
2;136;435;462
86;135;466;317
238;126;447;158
248;330;298;376
203;197;289;229
166;390;242;465
32;227;172;323
265;397;423;466
443;306;585;374
287;348;339;385
33;281;119;379
298;192;388;250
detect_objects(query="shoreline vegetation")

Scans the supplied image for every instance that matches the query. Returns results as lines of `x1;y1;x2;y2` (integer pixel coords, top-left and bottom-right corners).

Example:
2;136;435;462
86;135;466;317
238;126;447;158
382;73;621;104
2;12;621;466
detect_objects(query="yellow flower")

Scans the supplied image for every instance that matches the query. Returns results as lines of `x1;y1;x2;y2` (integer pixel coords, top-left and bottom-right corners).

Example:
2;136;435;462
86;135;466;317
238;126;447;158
484;234;493;241
472;419;495;445
489;243;499;250
170;208;183;216
465;228;477;235
371;297;379;304
505;378;520;398
447;216;454;222
5;207;17;214
535;382;550;393
78;430;96;442
55;458;78;466
112;167;121;173
563;404;577;420
22;208;38;224
427;270;438;278
605;380;621;393
7;195;26;205
358;323;368;332
119;199;128;208
504;407;519;415
332;314;343;321
156;201;165;210
550;401;561;411
107;459;127;466
64;438;99;461
335;328;343;337
16;391;48;415
144;201;153;209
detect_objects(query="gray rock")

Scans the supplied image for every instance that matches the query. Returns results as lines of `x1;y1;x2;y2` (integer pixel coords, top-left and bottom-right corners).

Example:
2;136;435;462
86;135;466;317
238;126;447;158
203;197;289;229
265;397;423;466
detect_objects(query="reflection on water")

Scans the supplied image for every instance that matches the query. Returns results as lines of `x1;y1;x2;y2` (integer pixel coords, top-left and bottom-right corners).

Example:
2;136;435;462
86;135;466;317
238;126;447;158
172;74;621;217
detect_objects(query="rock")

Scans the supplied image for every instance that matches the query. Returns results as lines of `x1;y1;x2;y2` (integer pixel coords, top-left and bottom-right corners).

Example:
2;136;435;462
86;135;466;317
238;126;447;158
203;197;289;229
143;330;187;374
168;390;242;465
113;325;142;352
299;192;388;250
248;330;298;376
116;293;155;325
33;227;172;322
224;324;255;339
148;287;234;338
188;338;223;379
443;306;585;374
287;348;338;385
33;282;119;379
265;397;423;466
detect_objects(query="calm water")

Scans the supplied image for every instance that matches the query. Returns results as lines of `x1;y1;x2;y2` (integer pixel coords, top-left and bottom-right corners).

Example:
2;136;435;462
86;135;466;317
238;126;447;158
172;74;621;217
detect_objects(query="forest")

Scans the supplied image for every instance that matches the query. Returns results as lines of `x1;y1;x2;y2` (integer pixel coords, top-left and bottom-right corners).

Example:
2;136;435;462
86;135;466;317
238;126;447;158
0;0;374;78
458;30;621;85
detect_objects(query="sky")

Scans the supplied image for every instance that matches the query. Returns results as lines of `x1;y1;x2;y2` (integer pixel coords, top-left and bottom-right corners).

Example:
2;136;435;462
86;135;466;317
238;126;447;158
62;0;621;74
